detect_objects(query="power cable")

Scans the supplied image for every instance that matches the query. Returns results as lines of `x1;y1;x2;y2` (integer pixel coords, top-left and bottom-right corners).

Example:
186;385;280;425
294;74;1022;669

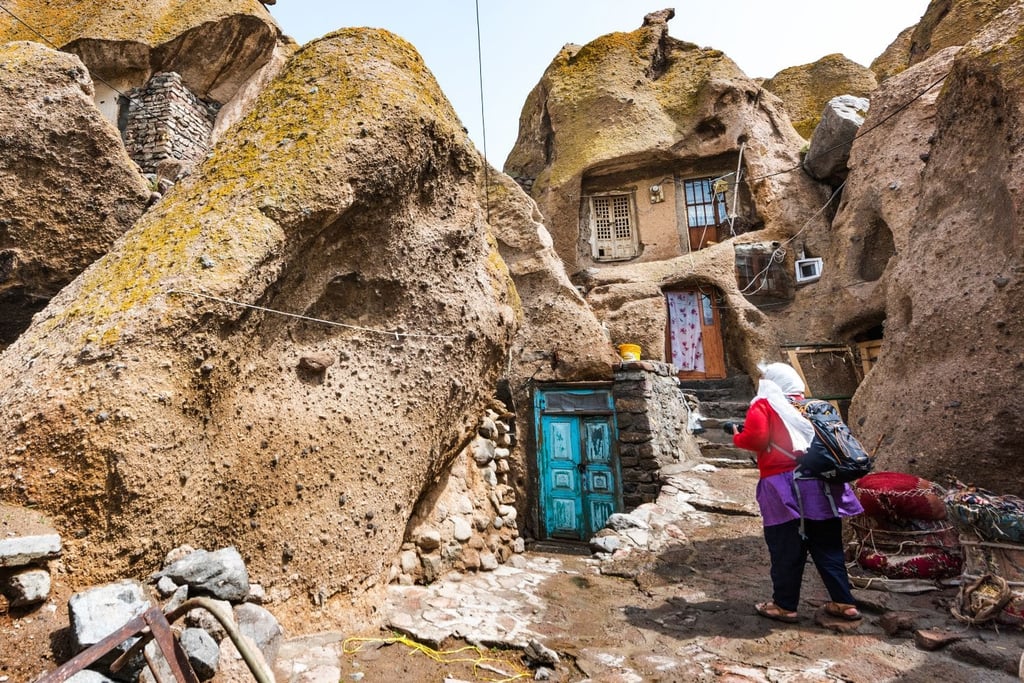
474;0;491;224
749;71;950;183
169;289;461;340
736;180;846;295
0;2;142;107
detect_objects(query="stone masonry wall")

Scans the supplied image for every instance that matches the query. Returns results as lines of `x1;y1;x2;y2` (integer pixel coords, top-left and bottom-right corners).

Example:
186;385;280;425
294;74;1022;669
122;71;220;173
390;406;524;585
614;360;698;509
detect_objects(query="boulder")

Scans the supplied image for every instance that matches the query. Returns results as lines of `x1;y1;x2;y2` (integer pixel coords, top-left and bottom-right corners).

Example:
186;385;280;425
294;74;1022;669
0;27;518;625
0;42;151;347
65;672;118;683
1;567;51;606
154;547;249;602
762;53;878;139
180;627;220;679
68;580;151;676
233;602;283;667
803;95;870;184
0;503;61;567
0;0;284;105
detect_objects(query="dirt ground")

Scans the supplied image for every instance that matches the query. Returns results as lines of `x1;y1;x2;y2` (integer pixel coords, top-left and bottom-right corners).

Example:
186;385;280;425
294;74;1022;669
6;467;1024;682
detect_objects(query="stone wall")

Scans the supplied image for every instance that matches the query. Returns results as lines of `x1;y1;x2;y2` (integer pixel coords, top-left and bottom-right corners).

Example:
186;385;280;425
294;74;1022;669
613;360;698;508
122;71;220;173
390;407;525;585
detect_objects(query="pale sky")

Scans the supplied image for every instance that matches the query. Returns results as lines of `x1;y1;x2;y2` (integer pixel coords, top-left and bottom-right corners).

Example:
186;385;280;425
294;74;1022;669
267;1;929;167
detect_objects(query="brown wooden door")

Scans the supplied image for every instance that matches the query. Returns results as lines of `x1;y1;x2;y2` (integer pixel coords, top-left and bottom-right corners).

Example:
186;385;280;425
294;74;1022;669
665;289;726;380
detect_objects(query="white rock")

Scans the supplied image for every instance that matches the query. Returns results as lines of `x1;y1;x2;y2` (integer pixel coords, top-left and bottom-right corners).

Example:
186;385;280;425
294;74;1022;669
452;516;473;542
3;567;51;606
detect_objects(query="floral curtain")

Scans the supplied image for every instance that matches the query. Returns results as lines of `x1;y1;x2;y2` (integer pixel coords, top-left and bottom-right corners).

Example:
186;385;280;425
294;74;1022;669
667;291;705;372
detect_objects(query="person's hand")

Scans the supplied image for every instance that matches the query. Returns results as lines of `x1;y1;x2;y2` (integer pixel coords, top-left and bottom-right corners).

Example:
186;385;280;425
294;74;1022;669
722;421;744;435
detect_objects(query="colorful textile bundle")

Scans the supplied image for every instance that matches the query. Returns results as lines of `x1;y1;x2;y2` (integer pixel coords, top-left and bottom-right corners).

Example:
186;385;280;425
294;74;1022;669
858;545;963;580
946;482;1024;626
851;472;962;580
855;472;947;521
945;485;1024;544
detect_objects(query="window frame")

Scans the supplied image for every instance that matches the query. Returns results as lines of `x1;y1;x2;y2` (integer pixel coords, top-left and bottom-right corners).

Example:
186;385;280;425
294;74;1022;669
587;191;638;262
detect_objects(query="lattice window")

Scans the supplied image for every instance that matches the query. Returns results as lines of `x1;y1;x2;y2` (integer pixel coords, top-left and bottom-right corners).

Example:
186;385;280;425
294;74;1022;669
590;194;636;261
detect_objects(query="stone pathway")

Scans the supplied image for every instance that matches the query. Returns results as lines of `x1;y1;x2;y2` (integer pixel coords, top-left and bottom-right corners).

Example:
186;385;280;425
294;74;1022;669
274;464;1024;682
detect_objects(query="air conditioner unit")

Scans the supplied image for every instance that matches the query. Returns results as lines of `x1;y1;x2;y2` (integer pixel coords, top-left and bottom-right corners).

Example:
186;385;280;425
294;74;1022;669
795;257;823;284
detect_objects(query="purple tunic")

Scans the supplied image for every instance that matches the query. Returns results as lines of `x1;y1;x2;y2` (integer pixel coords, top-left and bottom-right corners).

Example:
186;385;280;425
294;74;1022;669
756;470;864;527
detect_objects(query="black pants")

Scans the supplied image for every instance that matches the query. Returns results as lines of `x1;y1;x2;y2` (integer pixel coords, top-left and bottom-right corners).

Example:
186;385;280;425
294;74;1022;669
763;517;855;612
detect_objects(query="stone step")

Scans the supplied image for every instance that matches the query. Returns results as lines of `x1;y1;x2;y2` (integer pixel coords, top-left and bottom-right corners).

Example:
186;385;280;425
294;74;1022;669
678;374;754;403
695;400;752;419
698;441;756;467
701;457;757;469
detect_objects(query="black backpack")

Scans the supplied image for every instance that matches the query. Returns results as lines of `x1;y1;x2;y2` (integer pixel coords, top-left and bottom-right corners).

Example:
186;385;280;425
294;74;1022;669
790;399;874;483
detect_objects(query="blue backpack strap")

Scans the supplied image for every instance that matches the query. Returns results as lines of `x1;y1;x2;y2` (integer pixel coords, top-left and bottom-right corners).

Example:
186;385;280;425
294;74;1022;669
790;474;807;540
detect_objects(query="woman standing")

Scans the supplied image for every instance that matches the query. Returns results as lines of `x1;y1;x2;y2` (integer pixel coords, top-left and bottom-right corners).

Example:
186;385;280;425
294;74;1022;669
725;362;864;623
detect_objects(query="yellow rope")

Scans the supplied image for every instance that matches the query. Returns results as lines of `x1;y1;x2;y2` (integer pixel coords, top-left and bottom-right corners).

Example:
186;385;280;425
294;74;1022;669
342;633;533;682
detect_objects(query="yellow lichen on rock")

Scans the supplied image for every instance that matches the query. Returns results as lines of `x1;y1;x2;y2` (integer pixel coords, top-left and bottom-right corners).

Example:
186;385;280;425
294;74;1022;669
763;54;878;139
0;0;275;48
40;26;473;349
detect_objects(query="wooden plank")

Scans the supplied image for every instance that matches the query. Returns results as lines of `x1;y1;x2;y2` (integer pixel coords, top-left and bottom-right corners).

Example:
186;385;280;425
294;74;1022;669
786;349;813;397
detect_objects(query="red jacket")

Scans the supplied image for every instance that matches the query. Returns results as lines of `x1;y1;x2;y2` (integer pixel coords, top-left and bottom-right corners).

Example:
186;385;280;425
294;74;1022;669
733;397;799;478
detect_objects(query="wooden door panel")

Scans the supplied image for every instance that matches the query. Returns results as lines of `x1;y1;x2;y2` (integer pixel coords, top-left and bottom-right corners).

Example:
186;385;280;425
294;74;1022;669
667;289;726;380
540;417;583;539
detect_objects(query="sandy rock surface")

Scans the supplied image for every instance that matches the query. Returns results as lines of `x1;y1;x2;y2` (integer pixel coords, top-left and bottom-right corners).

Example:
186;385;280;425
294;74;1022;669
762;53;878;139
849;4;1024;491
0;42;151;347
0;27;520;626
0;0;282;103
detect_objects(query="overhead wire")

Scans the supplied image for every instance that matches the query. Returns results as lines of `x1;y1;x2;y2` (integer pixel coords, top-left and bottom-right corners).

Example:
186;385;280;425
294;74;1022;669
168;289;462;340
735;179;846;296
747;70;950;183
474;0;491;225
0;2;142;107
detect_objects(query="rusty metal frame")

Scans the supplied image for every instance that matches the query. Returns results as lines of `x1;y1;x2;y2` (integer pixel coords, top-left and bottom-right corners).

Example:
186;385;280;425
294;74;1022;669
35;596;273;683
35;605;198;683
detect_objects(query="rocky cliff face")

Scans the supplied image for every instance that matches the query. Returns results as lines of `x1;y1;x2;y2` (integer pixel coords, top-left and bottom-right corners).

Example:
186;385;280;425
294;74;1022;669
872;0;1017;81
848;4;1024;491
0;0;283;102
762;53;878;139
504;9;831;375
0;28;522;623
0;0;291;142
0;42;151;348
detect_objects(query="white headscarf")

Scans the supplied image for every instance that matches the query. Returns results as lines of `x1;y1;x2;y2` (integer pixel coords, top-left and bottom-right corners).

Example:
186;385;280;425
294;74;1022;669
754;362;814;452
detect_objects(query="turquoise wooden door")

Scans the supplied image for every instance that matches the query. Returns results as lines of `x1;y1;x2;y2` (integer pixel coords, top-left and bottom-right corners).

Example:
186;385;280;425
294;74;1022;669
535;387;621;541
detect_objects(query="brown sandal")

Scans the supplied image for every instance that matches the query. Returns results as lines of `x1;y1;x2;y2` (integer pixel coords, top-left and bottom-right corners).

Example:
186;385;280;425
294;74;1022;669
824;602;862;620
755;601;799;623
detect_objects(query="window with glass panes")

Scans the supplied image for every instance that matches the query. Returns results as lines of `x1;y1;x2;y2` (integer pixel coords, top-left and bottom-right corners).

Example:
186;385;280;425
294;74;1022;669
683;177;727;228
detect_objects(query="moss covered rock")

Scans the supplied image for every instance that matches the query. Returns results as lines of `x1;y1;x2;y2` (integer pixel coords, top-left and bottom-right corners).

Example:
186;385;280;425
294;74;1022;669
0;28;520;626
0;41;150;348
872;0;1016;81
0;0;283;103
762;53;878;140
840;3;1024;491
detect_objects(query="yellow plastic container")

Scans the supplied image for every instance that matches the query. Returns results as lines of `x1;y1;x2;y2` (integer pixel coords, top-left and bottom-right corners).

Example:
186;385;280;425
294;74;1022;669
618;343;641;361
